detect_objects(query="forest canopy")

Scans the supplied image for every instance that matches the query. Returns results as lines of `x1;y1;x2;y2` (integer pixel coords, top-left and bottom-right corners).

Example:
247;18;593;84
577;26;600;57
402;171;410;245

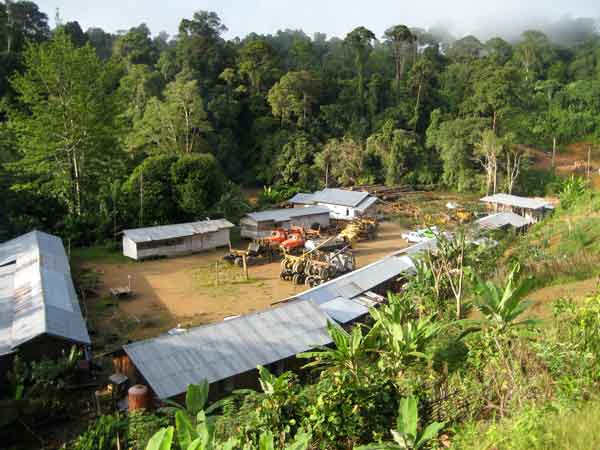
1;2;599;243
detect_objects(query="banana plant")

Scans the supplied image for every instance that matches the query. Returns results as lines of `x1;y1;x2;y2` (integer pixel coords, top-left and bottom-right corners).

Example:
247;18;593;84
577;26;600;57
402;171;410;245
298;321;375;382
257;365;293;396
473;263;538;332
160;380;231;422
369;303;442;375
356;396;444;450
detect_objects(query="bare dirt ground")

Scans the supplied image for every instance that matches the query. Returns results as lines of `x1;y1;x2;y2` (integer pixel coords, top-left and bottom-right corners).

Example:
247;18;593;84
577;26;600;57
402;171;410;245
527;277;599;319
528;142;600;188
84;221;409;348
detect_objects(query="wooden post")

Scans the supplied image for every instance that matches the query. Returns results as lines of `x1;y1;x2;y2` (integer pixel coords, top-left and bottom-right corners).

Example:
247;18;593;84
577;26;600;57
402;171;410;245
587;145;592;182
215;261;220;287
242;255;249;281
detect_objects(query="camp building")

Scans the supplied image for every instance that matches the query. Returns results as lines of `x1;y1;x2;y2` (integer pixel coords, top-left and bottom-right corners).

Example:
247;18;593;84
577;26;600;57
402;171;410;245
122;219;234;260
279;239;437;325
475;212;530;232
121;300;333;400
0;231;91;378
480;193;553;224
240;206;330;239
289;188;378;220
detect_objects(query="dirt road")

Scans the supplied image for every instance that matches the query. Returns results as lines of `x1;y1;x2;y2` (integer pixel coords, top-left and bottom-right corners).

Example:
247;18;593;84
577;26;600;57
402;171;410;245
85;221;409;346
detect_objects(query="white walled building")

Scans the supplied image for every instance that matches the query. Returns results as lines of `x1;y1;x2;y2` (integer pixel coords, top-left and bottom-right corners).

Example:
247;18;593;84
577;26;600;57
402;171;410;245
122;219;234;260
289;188;378;220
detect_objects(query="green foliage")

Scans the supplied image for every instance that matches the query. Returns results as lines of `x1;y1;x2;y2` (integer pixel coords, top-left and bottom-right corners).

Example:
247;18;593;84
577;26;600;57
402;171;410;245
472;263;538;332
128;411;172;450
559;175;588;209
133;70;212;154
300;322;373;382
357;396;445;450
7;29;123;219
70;413;128;450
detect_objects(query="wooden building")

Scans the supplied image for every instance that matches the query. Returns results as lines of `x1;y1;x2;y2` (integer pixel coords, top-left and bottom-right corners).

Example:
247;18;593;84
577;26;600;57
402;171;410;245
122;219;234;260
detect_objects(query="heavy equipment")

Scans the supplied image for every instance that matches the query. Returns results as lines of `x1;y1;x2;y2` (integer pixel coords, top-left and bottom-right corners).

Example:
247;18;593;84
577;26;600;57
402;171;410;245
279;236;356;286
223;240;278;267
338;217;378;246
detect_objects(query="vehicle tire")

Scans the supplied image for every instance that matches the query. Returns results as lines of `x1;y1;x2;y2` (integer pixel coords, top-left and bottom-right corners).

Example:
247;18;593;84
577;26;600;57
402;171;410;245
234;257;243;267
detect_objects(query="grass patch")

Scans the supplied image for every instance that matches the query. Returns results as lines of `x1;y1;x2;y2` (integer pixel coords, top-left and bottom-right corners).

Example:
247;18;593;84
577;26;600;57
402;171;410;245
452;400;600;450
71;244;131;265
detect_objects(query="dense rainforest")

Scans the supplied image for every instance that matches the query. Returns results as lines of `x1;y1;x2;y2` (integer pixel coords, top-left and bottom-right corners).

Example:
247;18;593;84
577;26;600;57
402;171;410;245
1;2;599;245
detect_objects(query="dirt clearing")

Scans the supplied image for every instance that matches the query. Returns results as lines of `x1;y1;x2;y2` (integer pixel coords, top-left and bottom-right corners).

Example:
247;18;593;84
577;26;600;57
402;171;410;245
83;221;409;348
526;277;599;319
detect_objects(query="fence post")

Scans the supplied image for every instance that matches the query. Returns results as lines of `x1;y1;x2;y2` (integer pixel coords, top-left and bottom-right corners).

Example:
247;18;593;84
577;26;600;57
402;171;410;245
215;261;220;287
242;255;249;281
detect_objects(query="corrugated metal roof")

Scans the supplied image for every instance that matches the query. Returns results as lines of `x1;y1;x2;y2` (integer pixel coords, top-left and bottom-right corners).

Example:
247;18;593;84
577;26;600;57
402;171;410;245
0;264;15;356
480;193;550;210
123;300;333;399
315;297;370;324
313;189;371;207
476;212;530;231
123;219;234;243
245;206;330;224
288;193;316;205
0;231;91;355
354;196;378;213
295;253;416;323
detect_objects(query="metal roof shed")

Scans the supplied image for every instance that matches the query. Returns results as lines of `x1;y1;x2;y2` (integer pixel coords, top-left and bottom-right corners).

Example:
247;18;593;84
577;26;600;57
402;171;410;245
0;231;90;358
123;300;333;399
480;193;551;210
240;206;330;239
312;189;370;207
290;254;416;323
476;212;529;231
288;193;316;205
122;219;235;260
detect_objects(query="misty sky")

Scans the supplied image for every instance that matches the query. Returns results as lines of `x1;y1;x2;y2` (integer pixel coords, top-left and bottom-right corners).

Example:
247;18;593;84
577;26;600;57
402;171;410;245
35;0;600;40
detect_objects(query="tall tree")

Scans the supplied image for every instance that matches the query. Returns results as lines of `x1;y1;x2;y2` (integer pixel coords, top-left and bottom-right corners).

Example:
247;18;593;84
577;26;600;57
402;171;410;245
384;25;415;87
474;129;502;195
113;23;158;66
133;70;212;154
344;26;376;101
514;30;554;82
176;11;229;82
267;70;320;126
238;38;279;94
8;29;123;218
